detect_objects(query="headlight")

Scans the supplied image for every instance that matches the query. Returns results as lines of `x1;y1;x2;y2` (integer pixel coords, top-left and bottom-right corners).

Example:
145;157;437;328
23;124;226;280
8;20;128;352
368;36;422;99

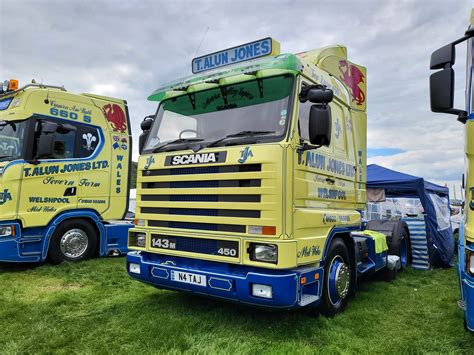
249;243;278;264
129;232;146;248
0;225;15;237
468;250;474;276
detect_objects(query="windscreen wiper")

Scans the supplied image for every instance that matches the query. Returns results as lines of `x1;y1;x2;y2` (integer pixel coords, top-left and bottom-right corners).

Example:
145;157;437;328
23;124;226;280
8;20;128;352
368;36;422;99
206;130;275;148
152;138;204;153
0;155;13;160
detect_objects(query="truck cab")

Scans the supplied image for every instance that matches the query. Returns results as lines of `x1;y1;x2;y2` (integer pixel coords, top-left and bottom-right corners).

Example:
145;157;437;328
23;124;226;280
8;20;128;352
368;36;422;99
429;9;474;331
126;39;393;314
0;81;132;263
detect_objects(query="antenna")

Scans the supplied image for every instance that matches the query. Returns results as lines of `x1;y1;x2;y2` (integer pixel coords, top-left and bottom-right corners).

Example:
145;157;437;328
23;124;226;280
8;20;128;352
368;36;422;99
184;27;210;74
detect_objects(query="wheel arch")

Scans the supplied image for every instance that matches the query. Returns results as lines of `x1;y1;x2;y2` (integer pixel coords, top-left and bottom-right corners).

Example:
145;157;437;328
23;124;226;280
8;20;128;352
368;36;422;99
321;227;359;294
42;209;105;260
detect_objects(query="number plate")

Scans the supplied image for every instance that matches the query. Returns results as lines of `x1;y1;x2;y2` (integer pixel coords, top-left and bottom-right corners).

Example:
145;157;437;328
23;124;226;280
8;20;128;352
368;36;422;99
171;271;207;287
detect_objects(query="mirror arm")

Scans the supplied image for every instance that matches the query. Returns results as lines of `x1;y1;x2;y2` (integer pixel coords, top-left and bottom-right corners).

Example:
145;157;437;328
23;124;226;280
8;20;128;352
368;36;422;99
297;139;322;152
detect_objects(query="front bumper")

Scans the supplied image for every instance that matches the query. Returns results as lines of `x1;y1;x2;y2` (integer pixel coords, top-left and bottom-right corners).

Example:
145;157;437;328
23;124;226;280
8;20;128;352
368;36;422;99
460;272;474;331
0;221;47;262
126;251;323;309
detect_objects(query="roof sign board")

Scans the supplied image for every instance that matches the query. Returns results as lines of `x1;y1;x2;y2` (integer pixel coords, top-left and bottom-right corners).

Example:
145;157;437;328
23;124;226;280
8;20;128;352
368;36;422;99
192;37;280;74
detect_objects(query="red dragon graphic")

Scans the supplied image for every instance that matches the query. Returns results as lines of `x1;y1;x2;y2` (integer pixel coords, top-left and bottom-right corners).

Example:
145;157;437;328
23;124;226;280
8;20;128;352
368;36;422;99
338;60;365;106
102;103;127;133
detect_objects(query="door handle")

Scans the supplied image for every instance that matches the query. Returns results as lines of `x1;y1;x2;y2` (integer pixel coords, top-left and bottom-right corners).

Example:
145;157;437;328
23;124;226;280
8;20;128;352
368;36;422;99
325;177;335;184
64;187;77;196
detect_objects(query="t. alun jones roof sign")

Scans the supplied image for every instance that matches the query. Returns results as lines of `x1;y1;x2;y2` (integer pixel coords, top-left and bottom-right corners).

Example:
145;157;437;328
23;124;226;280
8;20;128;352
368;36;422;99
191;37;281;74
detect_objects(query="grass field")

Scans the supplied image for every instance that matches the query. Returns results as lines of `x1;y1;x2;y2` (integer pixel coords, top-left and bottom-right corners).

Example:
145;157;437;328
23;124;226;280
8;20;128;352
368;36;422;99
0;258;472;354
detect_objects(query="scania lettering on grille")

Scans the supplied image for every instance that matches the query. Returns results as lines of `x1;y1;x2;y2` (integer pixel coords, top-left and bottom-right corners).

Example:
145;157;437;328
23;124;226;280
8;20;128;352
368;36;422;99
165;151;227;166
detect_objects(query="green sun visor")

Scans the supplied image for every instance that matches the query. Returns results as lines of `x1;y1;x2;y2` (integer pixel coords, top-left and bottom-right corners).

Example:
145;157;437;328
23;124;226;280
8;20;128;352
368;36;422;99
148;53;303;102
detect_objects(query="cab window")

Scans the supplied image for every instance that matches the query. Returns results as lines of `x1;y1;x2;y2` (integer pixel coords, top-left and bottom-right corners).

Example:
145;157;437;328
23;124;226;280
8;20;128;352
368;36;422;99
34;119;100;160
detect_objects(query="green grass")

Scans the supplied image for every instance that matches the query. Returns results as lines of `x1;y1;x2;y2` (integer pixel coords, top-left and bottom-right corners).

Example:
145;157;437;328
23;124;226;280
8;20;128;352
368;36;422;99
0;258;472;354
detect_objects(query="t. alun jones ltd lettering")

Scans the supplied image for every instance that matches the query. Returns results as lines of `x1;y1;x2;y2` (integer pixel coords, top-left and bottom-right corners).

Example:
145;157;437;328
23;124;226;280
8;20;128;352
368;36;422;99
24;161;109;177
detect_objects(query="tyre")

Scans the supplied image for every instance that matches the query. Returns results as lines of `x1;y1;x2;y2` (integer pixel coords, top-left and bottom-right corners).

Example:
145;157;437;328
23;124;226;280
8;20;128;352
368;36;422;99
48;219;98;264
320;238;354;317
366;220;411;269
390;222;410;270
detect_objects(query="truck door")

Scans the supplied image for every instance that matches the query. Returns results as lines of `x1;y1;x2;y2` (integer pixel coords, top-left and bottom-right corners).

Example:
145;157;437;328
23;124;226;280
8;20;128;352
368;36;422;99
18;118;80;228
294;80;336;208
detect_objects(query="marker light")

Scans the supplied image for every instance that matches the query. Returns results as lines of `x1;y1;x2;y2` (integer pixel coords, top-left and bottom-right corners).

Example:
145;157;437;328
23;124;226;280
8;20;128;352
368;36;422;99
248;243;278;263
8;79;18;91
134;218;145;226
248;225;276;235
251;283;273;299
2;80;9;93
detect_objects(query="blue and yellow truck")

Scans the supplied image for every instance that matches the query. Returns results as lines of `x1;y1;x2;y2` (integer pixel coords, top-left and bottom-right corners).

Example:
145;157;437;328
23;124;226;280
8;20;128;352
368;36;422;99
429;9;474;332
0;80;132;263
126;38;407;314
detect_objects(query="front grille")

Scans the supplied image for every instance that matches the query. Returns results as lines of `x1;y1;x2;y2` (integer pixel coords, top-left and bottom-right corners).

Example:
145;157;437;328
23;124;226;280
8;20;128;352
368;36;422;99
141;207;260;218
142;179;261;189
143;164;261;176
150;234;239;258
139;160;278;235
141;194;261;203
149;220;247;233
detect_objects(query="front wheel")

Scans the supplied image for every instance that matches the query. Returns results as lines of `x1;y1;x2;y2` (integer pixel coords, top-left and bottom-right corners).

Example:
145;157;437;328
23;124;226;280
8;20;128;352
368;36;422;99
48;219;98;264
320;238;354;317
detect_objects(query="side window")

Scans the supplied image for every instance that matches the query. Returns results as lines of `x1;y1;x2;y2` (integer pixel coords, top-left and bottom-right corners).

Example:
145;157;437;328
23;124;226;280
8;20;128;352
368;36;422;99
34;120;100;160
298;98;311;142
35;120;76;159
77;125;100;158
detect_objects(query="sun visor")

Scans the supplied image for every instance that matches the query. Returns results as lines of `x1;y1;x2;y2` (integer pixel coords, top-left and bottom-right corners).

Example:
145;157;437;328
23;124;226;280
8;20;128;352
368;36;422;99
0;110;33;121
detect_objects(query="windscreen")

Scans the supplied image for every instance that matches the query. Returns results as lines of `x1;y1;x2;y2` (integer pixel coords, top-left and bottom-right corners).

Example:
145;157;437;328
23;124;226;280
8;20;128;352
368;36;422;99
0;120;27;162
144;75;293;152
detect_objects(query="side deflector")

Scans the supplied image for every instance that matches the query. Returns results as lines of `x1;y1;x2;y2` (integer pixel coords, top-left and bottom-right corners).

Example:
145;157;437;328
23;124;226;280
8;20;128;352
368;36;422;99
297;45;367;112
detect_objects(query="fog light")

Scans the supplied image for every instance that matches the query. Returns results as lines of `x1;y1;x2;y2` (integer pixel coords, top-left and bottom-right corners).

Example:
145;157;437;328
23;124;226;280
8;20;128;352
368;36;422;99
251;283;273;299
0;225;14;237
249;243;278;263
129;263;141;274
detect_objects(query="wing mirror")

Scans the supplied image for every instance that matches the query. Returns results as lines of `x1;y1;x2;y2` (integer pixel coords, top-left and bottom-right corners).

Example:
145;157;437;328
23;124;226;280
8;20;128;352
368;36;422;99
139;115;154;155
300;85;333;147
308;87;334;104
308;104;332;146
429;28;474;123
37;135;56;159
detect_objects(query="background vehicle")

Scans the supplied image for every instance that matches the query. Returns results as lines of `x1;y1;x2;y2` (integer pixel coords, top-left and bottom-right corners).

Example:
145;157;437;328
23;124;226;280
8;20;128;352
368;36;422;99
127;38;405;314
0;80;133;263
429;9;474;331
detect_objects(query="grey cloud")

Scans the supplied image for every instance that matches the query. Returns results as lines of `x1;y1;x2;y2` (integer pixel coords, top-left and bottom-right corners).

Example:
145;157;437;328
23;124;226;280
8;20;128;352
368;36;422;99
1;0;472;194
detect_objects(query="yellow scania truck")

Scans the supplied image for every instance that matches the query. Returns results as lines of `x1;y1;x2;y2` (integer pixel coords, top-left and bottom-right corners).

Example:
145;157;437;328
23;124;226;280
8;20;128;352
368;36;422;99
429;9;474;332
127;38;404;314
0;80;132;263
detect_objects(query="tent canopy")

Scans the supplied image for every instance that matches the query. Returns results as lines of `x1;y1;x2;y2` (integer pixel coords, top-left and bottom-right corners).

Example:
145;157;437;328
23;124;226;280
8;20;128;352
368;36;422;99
367;164;453;267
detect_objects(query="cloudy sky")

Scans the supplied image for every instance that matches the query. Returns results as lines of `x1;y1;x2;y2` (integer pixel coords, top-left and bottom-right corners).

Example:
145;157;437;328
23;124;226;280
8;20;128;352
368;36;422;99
1;0;472;197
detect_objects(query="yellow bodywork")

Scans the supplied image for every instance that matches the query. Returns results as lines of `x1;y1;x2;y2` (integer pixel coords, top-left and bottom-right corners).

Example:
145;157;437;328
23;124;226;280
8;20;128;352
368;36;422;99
130;44;367;269
465;10;474;244
0;86;131;228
